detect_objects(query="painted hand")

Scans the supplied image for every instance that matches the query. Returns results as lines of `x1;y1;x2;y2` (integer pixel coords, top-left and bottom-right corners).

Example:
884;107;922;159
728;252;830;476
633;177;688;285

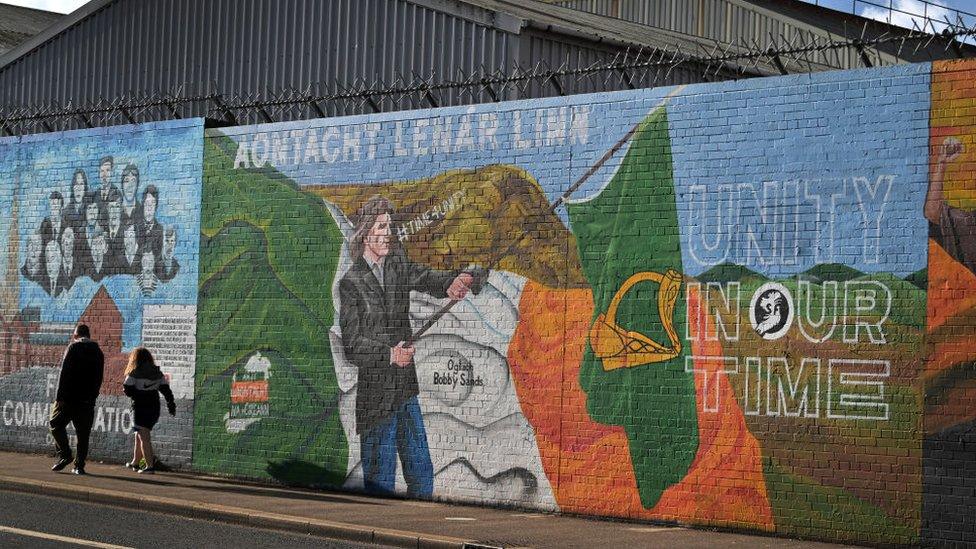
942;137;963;164
391;342;415;367
447;273;473;300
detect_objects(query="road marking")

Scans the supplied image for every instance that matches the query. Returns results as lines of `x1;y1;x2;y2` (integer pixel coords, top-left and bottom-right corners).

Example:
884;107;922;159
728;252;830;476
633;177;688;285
444;517;476;521
626;526;684;533
509;513;546;518
0;525;135;548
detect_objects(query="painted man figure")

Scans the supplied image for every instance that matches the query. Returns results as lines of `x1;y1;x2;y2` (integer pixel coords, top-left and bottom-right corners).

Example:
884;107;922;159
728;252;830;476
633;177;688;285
40;191;64;248
80;193;100;276
88;227;109;282
65;169;88;236
338;195;473;497
59;227;77;292
927;137;976;275
49;324;104;476
104;188;124;270
42;240;64;298
114;224;140;275
21;231;44;284
120;164;142;231
155;226;180;282
138;185;163;260
95;156;118;230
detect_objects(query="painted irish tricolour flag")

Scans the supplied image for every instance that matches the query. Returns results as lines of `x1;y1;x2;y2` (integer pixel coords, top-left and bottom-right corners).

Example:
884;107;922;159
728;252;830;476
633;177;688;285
194;81;925;543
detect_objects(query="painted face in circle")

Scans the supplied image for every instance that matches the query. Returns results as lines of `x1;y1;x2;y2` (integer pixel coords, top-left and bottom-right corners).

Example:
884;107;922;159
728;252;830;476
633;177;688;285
365;212;391;259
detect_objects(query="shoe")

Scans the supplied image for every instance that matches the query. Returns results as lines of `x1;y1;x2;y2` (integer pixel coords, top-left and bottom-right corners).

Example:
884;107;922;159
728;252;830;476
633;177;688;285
124;461;140;471
138;462;156;474
71;466;86;475
51;458;72;472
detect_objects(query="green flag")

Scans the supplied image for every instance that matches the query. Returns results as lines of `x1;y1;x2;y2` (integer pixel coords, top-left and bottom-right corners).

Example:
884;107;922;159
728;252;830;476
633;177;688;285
567;106;698;509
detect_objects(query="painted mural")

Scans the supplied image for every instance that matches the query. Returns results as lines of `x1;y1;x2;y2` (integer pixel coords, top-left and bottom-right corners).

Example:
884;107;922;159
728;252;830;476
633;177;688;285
0;119;203;465
923;58;976;541
193;63;935;544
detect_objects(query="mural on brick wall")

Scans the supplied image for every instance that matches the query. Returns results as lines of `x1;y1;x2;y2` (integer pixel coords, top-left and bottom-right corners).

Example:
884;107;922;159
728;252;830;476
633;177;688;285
0;120;203;466
194;64;932;544
923;58;976;542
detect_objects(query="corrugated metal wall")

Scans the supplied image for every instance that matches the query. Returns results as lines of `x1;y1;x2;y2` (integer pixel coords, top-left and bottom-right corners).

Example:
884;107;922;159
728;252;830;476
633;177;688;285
0;0;525;121
517;27;711;99
556;0;861;70
0;0;723;126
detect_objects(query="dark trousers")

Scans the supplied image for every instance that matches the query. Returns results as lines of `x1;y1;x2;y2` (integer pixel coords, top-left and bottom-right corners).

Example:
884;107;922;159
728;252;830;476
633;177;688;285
49;400;95;467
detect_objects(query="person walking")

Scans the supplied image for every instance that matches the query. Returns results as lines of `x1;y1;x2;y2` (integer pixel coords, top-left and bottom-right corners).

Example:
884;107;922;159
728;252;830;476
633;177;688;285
122;347;175;474
49;324;104;475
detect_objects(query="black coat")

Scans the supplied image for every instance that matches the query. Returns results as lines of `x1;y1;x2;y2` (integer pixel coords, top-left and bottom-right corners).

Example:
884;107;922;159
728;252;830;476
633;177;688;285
77;229;97;278
20;259;43;285
55;339;104;403
121;202;142;234
40;266;72;298
103;224;125;275
338;248;456;435
138;220;164;261
95;184;119;230
155;257;180;282
110;249;140;276
39;216;64;246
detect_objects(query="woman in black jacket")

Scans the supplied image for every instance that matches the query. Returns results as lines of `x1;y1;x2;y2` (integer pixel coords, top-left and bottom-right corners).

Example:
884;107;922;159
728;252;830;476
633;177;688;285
122;347;175;474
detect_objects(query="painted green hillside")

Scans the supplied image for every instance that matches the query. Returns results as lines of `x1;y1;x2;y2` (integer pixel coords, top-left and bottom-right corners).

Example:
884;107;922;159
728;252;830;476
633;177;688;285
905;268;927;291
192;133;347;486
853;272;926;330
695;262;766;283
802;262;866;282
695;262;926;336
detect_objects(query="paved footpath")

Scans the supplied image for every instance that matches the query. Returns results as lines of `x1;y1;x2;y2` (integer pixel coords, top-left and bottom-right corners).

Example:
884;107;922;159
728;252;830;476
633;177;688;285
0;451;857;549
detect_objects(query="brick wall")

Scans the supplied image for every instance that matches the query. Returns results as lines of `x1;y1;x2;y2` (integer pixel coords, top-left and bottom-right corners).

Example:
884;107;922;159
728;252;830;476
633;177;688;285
4;61;976;545
0;119;203;467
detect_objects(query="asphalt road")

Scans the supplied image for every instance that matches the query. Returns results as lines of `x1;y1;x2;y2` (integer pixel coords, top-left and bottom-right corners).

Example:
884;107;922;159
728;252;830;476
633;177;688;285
0;490;390;549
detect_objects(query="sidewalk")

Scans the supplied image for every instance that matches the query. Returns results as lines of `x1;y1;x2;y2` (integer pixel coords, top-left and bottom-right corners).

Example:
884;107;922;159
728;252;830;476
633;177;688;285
0;451;856;549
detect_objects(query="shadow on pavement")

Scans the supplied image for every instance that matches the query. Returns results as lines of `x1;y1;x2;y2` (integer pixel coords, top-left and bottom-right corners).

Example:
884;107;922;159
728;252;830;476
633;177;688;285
76;468;382;506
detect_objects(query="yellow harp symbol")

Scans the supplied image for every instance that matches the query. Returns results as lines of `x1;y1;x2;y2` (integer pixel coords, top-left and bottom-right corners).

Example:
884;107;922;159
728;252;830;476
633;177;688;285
589;269;683;371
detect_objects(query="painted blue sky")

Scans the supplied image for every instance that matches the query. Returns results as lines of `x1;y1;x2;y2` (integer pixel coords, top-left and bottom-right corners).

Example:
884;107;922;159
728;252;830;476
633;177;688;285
0;120;203;350
668;63;931;279
218;86;676;219
221;62;930;280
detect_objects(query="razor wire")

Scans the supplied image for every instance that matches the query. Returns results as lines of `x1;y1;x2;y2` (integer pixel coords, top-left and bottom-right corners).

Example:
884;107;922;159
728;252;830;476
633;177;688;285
2;19;975;137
